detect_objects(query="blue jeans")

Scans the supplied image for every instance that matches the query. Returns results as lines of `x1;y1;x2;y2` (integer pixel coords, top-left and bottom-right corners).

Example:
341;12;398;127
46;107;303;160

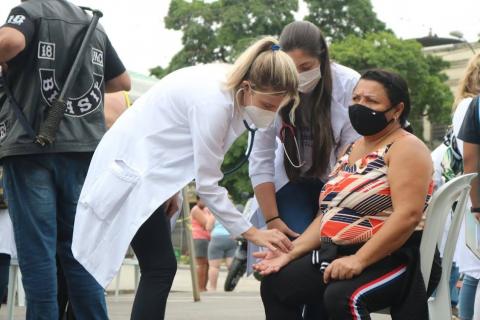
276;179;326;320
2;153;108;320
0;253;10;308
450;263;460;306
458;275;479;320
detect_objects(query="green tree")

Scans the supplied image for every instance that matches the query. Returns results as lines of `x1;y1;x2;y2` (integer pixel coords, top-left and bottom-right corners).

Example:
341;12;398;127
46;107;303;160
151;0;298;78
220;133;252;204
330;32;453;136
304;0;389;41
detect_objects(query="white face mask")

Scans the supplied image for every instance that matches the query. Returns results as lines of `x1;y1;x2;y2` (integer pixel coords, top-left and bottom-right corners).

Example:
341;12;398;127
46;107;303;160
298;66;321;93
243;105;276;129
235;88;279;129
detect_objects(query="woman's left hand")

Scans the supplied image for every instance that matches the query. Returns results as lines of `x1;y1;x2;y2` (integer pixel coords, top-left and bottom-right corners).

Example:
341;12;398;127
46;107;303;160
323;255;366;283
252;250;292;276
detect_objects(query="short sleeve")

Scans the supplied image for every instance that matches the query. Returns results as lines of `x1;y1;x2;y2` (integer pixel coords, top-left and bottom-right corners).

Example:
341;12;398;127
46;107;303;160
2;7;35;47
458;97;480;144
104;37;126;82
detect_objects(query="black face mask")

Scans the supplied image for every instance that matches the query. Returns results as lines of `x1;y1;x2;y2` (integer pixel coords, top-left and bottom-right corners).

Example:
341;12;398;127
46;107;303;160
348;104;395;136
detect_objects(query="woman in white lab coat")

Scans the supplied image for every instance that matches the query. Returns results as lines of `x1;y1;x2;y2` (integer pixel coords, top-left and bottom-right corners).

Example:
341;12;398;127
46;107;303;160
72;36;299;319
250;21;359;237
248;21;359;320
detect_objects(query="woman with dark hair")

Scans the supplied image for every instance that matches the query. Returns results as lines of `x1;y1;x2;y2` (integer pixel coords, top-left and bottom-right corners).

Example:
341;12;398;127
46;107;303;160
253;69;441;319
249;21;360;239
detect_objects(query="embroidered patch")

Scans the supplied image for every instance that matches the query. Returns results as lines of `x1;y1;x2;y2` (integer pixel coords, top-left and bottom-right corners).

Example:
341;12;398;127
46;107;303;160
0;121;8;141
92;48;104;67
38;41;56;60
7;14;26;26
39;69;104;117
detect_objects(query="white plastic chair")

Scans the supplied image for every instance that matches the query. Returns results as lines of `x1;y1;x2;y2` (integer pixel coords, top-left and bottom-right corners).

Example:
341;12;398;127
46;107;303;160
6;258;25;320
374;173;476;319
420;173;476;319
114;257;140;300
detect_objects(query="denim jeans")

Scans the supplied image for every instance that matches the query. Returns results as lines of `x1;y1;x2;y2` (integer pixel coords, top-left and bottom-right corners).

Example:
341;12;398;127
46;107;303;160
450;263;460;307
0;253;10;309
2;153;108;320
458;274;479;320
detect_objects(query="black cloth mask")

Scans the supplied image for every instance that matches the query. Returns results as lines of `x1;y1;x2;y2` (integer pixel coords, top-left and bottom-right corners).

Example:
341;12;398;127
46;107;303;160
348;103;395;136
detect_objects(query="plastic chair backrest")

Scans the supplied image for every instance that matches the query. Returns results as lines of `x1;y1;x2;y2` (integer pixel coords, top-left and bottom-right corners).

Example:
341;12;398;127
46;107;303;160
420;173;476;289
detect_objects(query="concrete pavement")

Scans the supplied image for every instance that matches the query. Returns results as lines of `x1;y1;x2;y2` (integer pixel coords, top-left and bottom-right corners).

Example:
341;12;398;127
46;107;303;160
0;266;390;319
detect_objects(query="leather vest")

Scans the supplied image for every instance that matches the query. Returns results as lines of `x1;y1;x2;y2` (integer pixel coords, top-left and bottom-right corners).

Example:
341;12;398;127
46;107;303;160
0;0;108;158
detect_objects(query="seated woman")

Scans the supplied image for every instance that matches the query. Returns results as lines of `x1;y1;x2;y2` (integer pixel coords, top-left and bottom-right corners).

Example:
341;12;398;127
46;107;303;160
254;69;441;320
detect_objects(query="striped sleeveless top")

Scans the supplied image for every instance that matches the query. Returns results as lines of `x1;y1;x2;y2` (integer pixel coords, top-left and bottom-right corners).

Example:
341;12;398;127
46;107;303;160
319;142;434;245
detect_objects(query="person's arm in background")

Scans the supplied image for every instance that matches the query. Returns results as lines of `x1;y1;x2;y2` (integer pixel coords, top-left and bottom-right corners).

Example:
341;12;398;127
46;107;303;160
103;37;131;93
104;91;130;129
464;142;480;218
191;205;210;229
0;7;35;65
250;117;299;238
458;97;480;220
204;208;215;232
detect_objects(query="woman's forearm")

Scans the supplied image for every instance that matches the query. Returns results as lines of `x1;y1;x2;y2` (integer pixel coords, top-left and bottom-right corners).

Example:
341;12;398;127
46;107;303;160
254;182;280;221
288;215;322;260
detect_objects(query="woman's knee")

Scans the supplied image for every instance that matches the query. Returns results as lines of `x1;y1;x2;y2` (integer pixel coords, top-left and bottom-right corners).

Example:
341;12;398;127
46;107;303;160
324;283;352;317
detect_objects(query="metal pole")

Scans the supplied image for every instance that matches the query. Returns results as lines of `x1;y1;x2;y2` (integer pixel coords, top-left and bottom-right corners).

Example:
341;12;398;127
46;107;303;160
181;187;201;302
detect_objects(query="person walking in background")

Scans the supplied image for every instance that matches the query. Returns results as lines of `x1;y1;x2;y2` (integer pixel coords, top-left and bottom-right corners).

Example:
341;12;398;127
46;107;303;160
450;52;480;320
190;197;215;292
0;0;130;318
208;219;237;291
457;53;480;320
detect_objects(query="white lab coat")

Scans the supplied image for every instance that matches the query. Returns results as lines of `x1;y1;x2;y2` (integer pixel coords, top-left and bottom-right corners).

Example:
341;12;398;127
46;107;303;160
246;63;360;274
72;64;253;288
249;62;360;192
0;209;16;258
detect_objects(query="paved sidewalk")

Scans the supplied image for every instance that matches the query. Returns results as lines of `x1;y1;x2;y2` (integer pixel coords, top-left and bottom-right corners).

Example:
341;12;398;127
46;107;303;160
0;266;390;319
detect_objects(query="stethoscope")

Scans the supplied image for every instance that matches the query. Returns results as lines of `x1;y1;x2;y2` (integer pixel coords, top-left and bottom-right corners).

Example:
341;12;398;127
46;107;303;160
222;120;257;177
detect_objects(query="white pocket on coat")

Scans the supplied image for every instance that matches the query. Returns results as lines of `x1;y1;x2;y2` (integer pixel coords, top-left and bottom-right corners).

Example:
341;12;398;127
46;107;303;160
80;160;140;222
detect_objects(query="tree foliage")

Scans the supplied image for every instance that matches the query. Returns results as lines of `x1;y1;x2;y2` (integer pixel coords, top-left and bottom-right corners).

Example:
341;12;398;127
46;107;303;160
330;32;453;135
151;0;454;201
151;0;298;78
304;0;389;41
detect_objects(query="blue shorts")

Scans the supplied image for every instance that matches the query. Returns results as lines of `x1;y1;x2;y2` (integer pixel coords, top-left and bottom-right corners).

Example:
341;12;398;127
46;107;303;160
208;236;236;260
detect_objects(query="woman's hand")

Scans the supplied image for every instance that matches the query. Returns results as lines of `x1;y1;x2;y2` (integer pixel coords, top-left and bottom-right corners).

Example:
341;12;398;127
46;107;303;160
323;255;366;283
252;250;292;275
242;227;293;253
267;218;300;238
164;193;179;218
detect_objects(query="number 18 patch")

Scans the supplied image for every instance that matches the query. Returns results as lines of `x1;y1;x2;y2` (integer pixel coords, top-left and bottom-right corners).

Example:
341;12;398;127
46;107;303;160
38;41;55;60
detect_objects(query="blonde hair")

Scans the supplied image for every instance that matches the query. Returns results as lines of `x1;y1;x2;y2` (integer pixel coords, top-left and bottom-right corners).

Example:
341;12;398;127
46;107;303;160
225;36;299;116
454;53;480;110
